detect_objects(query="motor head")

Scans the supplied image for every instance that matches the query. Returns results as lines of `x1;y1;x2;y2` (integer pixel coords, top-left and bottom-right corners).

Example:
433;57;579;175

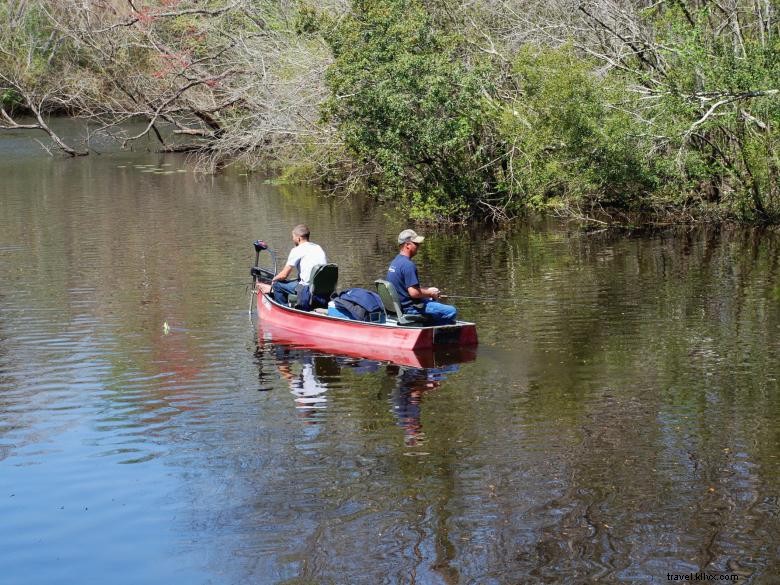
253;240;268;252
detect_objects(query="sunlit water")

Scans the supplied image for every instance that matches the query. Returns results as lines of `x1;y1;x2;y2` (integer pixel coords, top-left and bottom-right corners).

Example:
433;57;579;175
1;123;779;584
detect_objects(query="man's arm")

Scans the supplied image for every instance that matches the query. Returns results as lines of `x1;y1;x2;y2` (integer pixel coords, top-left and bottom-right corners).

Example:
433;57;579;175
402;262;440;300
255;266;291;292
273;247;300;282
407;285;441;301
272;264;294;283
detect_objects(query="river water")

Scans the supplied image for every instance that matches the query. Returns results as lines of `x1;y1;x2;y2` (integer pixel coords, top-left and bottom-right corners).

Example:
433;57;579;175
1;125;779;584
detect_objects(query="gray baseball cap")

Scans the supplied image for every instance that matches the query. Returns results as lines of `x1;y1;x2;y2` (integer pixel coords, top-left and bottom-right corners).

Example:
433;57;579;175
398;229;425;245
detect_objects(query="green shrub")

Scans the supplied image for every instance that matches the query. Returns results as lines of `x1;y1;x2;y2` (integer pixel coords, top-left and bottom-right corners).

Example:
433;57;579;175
500;45;659;212
631;3;780;220
320;0;500;221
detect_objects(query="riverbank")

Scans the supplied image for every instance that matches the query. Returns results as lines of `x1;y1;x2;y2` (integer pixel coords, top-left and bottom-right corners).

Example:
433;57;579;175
3;0;778;224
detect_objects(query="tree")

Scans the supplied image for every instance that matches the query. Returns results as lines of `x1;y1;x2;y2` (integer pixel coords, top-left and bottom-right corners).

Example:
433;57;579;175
499;45;658;214
320;0;502;221
575;0;780;220
0;1;89;155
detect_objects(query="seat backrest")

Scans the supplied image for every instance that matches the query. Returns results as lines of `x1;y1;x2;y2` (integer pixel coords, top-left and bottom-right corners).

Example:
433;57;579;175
374;279;403;316
309;264;339;298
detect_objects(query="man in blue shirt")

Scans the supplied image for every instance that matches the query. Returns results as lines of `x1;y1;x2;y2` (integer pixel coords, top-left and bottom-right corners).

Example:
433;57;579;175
386;229;457;325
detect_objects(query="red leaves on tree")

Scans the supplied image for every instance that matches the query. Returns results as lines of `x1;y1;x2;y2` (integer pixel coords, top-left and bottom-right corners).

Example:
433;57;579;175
151;51;192;78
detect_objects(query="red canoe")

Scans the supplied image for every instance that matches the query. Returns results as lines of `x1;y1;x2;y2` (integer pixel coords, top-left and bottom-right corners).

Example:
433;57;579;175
257;320;478;368
256;292;478;352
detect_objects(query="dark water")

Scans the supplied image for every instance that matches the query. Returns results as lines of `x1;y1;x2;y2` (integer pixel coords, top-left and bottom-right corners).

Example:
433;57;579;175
1;125;779;584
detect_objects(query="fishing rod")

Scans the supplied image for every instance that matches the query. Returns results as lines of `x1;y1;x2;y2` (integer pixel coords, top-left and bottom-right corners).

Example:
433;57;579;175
439;294;519;302
249;239;278;315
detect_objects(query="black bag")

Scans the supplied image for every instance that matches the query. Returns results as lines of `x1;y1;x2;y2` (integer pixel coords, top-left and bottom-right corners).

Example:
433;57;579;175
333;288;386;323
293;282;311;311
293;283;329;311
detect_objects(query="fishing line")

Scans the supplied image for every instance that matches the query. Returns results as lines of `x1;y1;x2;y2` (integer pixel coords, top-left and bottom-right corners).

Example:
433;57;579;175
442;294;518;302
249;287;257;315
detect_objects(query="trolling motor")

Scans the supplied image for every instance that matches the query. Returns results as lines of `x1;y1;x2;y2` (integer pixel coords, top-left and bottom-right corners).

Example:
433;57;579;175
250;239;277;285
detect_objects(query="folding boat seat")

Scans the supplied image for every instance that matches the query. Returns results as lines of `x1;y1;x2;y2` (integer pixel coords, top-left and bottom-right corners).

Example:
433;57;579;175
288;264;339;310
374;279;431;326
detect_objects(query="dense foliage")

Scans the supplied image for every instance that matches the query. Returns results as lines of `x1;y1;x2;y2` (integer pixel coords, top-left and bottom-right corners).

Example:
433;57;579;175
500;46;660;214
644;4;780;220
319;0;501;220
1;0;778;223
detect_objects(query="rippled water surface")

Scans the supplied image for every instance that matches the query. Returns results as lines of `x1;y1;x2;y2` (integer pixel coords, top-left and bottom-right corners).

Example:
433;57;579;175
1;125;779;584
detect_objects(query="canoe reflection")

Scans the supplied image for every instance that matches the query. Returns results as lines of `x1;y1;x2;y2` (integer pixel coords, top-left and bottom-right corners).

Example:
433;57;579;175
256;322;476;443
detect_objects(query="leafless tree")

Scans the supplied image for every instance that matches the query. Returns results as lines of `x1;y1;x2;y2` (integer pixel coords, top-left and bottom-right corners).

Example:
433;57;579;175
0;0;90;155
2;0;347;167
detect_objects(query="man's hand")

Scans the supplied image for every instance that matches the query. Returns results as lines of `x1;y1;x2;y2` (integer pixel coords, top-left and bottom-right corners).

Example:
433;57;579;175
428;287;440;300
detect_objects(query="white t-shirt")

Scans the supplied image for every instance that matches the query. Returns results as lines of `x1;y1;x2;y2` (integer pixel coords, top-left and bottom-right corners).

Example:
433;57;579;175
286;241;327;284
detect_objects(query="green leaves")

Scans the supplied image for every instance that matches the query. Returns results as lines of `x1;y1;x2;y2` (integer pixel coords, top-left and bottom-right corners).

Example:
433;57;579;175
316;0;780;222
0;89;23;110
3;0;776;222
640;3;780;219
321;0;498;220
499;45;658;210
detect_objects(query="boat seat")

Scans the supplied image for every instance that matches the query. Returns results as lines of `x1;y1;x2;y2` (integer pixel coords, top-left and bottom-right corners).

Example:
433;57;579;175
374;279;430;326
288;263;339;309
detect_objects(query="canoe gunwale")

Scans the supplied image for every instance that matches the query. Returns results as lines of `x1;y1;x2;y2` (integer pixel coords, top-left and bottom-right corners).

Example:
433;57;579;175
257;292;475;330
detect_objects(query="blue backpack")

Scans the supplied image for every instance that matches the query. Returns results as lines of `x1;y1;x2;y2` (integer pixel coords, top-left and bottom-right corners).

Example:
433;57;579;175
333;288;386;323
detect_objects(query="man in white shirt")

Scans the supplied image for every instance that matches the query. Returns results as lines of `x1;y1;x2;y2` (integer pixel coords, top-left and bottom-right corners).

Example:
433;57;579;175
269;224;327;305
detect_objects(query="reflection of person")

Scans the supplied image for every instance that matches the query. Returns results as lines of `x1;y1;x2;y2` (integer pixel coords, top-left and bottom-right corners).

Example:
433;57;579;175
283;363;328;410
387;229;457;325
265;224;327;305
275;351;339;422
388;364;459;446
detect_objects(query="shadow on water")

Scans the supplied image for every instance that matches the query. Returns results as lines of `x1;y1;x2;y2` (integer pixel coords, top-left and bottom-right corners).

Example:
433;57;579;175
227;325;483;583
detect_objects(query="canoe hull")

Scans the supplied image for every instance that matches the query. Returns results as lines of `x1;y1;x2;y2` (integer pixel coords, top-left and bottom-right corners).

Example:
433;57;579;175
256;293;477;351
258;321;478;368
